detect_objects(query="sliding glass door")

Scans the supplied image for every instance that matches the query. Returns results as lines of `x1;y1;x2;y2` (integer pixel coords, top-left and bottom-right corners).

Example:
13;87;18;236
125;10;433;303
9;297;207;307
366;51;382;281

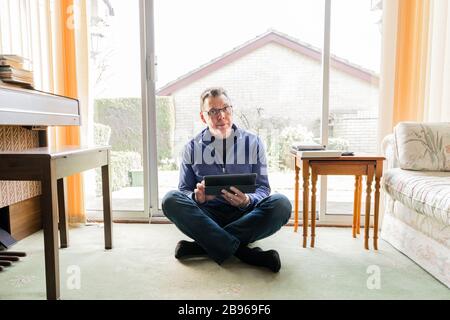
107;0;384;225
322;0;382;223
84;0;147;220
149;0;383;225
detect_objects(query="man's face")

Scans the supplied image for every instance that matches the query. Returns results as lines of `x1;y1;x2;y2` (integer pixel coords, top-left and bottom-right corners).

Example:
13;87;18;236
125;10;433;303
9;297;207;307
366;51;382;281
200;94;233;138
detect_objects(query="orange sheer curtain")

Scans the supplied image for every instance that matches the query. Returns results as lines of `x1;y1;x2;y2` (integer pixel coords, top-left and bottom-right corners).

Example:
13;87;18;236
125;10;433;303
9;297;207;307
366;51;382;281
392;0;431;125
52;0;85;223
0;0;87;222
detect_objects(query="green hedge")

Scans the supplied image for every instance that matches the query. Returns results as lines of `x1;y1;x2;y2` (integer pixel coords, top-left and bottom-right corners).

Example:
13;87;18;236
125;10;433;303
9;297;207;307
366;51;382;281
94;96;175;166
95;98;143;155
95;151;142;195
156;96;175;165
93;97;176;192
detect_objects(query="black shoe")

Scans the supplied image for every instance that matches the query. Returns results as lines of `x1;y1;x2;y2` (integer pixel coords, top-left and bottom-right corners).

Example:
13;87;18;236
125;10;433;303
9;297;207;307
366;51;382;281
175;240;207;259
235;246;281;273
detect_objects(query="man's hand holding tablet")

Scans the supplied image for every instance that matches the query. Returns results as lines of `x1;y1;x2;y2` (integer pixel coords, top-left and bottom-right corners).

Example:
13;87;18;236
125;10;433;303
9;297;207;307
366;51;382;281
221;186;250;208
200;173;257;208
194;180;216;204
194;181;250;208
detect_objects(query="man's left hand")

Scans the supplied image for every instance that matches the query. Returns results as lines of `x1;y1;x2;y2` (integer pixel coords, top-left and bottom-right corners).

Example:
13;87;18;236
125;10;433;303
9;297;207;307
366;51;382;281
221;186;250;208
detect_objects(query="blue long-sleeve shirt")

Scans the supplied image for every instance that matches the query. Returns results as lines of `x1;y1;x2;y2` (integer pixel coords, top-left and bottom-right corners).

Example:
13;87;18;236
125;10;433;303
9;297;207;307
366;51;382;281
178;124;271;214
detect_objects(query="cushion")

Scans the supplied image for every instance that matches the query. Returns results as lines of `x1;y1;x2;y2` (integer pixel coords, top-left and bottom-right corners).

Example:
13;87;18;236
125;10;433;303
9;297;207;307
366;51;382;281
394;122;450;171
383;168;450;226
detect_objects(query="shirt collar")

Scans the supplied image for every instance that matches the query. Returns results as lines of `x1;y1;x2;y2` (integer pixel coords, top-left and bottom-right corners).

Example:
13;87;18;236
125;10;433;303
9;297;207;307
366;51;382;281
199;124;243;144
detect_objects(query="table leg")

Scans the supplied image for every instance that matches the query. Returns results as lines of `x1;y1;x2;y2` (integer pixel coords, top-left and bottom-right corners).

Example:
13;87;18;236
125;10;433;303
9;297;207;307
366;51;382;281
356;176;362;235
310;169;318;248
373;160;383;250
352;176;359;238
294;160;300;233
102;160;113;250
41;160;60;300
302;160;310;248
57;178;69;248
364;165;374;250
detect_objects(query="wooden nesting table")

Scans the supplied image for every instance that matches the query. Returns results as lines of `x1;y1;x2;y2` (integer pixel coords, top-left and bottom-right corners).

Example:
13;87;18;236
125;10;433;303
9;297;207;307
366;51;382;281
292;154;385;250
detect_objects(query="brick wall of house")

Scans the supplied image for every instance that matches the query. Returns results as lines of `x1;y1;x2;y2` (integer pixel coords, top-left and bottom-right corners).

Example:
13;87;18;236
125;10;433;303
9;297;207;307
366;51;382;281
332;111;378;153
163;42;379;158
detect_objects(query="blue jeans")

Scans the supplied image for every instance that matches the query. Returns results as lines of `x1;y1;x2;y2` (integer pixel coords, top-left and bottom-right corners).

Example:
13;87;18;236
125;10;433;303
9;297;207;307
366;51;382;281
162;191;292;264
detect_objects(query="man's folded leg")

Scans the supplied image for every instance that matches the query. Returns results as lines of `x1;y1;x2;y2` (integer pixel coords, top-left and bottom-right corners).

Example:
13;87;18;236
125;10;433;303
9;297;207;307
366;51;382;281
223;194;292;272
162;190;240;264
224;193;292;245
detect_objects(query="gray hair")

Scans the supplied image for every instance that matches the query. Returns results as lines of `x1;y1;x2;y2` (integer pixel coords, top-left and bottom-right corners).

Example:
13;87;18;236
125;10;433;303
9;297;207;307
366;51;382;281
200;87;230;111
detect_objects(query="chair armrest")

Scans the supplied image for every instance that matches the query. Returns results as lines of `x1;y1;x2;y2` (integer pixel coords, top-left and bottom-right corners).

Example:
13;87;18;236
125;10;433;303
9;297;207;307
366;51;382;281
381;134;399;169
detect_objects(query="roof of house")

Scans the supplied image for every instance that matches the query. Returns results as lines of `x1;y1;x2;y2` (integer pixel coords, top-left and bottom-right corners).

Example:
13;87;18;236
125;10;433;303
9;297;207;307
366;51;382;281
156;29;379;96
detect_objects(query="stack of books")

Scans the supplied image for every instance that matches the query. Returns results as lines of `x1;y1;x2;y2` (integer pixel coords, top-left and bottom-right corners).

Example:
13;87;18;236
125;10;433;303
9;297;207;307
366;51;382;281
0;55;34;89
291;141;342;158
291;142;326;151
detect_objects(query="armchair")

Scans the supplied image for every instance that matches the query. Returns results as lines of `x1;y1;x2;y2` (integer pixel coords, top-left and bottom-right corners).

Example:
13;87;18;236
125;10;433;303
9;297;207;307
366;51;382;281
380;122;450;288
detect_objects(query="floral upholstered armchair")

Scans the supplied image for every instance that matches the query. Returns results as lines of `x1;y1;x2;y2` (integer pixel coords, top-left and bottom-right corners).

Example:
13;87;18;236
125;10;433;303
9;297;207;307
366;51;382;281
381;122;450;288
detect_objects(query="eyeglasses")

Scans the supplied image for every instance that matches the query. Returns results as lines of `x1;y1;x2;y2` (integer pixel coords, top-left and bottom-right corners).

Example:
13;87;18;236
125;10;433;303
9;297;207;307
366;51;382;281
204;105;233;117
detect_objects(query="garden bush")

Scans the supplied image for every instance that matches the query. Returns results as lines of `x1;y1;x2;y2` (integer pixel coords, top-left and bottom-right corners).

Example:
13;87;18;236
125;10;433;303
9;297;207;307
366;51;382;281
94;96;175;166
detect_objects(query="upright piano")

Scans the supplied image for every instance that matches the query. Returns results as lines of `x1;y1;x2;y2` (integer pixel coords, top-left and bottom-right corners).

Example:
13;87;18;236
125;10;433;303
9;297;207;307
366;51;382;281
0;84;80;299
0;84;112;300
0;84;80;240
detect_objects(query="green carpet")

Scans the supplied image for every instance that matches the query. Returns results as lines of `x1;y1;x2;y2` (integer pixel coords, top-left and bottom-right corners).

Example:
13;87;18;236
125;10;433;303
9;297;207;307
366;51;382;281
0;224;448;300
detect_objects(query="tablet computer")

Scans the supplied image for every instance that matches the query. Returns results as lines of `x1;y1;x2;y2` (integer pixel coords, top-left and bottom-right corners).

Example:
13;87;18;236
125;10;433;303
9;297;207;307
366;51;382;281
204;173;257;196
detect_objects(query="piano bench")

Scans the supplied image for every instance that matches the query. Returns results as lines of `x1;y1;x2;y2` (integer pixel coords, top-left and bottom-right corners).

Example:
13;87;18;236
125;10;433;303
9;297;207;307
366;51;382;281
0;145;112;300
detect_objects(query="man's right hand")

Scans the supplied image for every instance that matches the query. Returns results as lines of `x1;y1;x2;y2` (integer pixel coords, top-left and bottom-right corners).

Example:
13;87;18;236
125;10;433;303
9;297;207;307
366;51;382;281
194;180;216;204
